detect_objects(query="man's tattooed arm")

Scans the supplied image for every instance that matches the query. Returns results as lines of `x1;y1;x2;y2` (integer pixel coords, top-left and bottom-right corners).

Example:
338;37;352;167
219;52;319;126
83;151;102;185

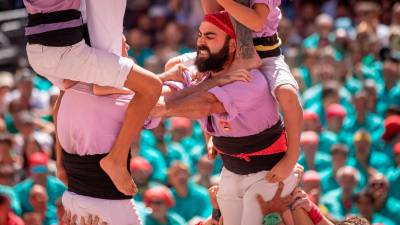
232;0;256;60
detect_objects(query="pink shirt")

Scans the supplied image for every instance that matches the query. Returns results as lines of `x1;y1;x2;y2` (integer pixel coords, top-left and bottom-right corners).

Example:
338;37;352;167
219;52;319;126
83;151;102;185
251;0;282;38
23;0;80;14
57;83;133;155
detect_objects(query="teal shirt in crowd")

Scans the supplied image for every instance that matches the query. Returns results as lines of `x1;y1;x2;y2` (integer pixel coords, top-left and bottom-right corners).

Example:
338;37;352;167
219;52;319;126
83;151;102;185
388;167;400;201
370;213;396;225
376;82;400;116
319;131;340;154
344;76;363;96
142;212;186;225
14;176;65;221
298;151;331;173
128;48;154;68
342;113;385;150
139;146;168;184
0;185;21;215
321;189;356;221
376;197;400;223
320;170;340;194
170;182;211;221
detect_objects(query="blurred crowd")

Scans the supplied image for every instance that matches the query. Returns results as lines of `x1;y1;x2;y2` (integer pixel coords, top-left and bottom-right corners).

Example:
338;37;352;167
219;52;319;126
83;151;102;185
0;0;399;225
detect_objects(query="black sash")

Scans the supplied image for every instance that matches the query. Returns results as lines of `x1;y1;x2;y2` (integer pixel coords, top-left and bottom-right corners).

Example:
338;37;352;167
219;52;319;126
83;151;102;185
213;120;286;175
62;150;132;200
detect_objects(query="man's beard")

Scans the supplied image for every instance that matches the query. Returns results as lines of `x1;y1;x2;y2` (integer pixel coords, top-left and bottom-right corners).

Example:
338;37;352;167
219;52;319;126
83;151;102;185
195;37;230;73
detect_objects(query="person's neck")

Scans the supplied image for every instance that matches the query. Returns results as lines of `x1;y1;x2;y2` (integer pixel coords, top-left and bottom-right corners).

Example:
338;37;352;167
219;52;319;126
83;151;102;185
342;190;352;201
356;111;366;124
374;196;387;211
305;153;316;170
385;79;396;90
157;142;167;153
175;184;188;198
153;214;167;224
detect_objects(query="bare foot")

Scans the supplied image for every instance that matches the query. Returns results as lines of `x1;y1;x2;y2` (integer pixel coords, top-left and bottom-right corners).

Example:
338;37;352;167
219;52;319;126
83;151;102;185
100;155;138;196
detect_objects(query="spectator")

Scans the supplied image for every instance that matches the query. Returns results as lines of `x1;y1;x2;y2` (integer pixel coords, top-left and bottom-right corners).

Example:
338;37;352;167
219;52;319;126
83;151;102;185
349;130;391;186
167;162;211;222
298;131;331;172
130;156;159;203
387;143;400;200
366;173;400;222
321;166;360;221
354;190;395;225
320;144;349;194
14;152;65;224
27;184;57;225
381;115;400;157
142;186;185;225
191;156;216;189
0;193;24;225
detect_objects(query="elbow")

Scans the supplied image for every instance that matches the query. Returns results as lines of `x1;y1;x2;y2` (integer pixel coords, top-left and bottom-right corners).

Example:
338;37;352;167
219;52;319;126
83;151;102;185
252;23;264;33
252;20;265;33
145;76;163;100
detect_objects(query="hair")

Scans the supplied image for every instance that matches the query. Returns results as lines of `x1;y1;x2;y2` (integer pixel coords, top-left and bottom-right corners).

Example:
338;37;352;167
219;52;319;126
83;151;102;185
0;193;9;206
336;166;360;183
337;216;371;225
354;189;374;204
331;144;349;155
322;81;340;100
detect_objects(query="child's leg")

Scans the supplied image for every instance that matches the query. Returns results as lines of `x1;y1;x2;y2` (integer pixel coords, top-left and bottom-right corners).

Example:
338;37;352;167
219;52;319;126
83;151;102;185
230;0;261;70
92;85;133;96
99;64;162;196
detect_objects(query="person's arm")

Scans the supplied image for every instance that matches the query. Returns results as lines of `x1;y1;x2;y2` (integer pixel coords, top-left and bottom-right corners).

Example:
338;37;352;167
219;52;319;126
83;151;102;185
54;91;68;186
217;0;269;32
166;69;249;101
266;85;302;182
278;84;302;164
291;189;334;225
152;91;225;119
200;0;224;13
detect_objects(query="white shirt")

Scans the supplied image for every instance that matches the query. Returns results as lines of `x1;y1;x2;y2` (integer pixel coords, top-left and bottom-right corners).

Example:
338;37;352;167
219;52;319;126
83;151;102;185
85;0;126;56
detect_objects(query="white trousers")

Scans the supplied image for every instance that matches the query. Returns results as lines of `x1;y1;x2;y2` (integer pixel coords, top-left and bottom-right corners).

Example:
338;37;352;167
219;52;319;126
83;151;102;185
217;168;298;225
62;191;142;225
26;0;133;89
260;55;299;98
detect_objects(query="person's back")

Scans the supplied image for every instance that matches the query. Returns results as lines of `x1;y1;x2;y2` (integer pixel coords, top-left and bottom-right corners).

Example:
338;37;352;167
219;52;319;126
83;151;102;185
23;0;80;14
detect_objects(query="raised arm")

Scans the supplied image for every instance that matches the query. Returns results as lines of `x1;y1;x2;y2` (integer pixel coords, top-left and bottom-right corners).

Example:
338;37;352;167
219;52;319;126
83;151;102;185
200;0;224;13
217;0;269;32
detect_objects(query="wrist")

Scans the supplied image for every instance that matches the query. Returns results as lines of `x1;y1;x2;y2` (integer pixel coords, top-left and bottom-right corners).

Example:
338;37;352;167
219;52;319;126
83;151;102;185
307;202;323;224
263;213;282;225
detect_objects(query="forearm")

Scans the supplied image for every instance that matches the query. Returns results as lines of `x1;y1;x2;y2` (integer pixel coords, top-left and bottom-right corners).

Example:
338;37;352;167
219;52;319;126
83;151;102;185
166;78;220;102
154;92;223;119
218;1;268;32
277;86;302;163
229;0;257;60
200;0;223;13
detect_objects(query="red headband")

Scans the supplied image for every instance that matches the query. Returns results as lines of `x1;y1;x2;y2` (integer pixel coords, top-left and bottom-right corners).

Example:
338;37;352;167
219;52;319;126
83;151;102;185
203;11;236;40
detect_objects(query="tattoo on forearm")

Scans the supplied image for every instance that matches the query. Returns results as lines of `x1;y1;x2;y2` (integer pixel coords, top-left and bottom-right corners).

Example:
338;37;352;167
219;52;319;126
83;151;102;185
233;0;255;60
